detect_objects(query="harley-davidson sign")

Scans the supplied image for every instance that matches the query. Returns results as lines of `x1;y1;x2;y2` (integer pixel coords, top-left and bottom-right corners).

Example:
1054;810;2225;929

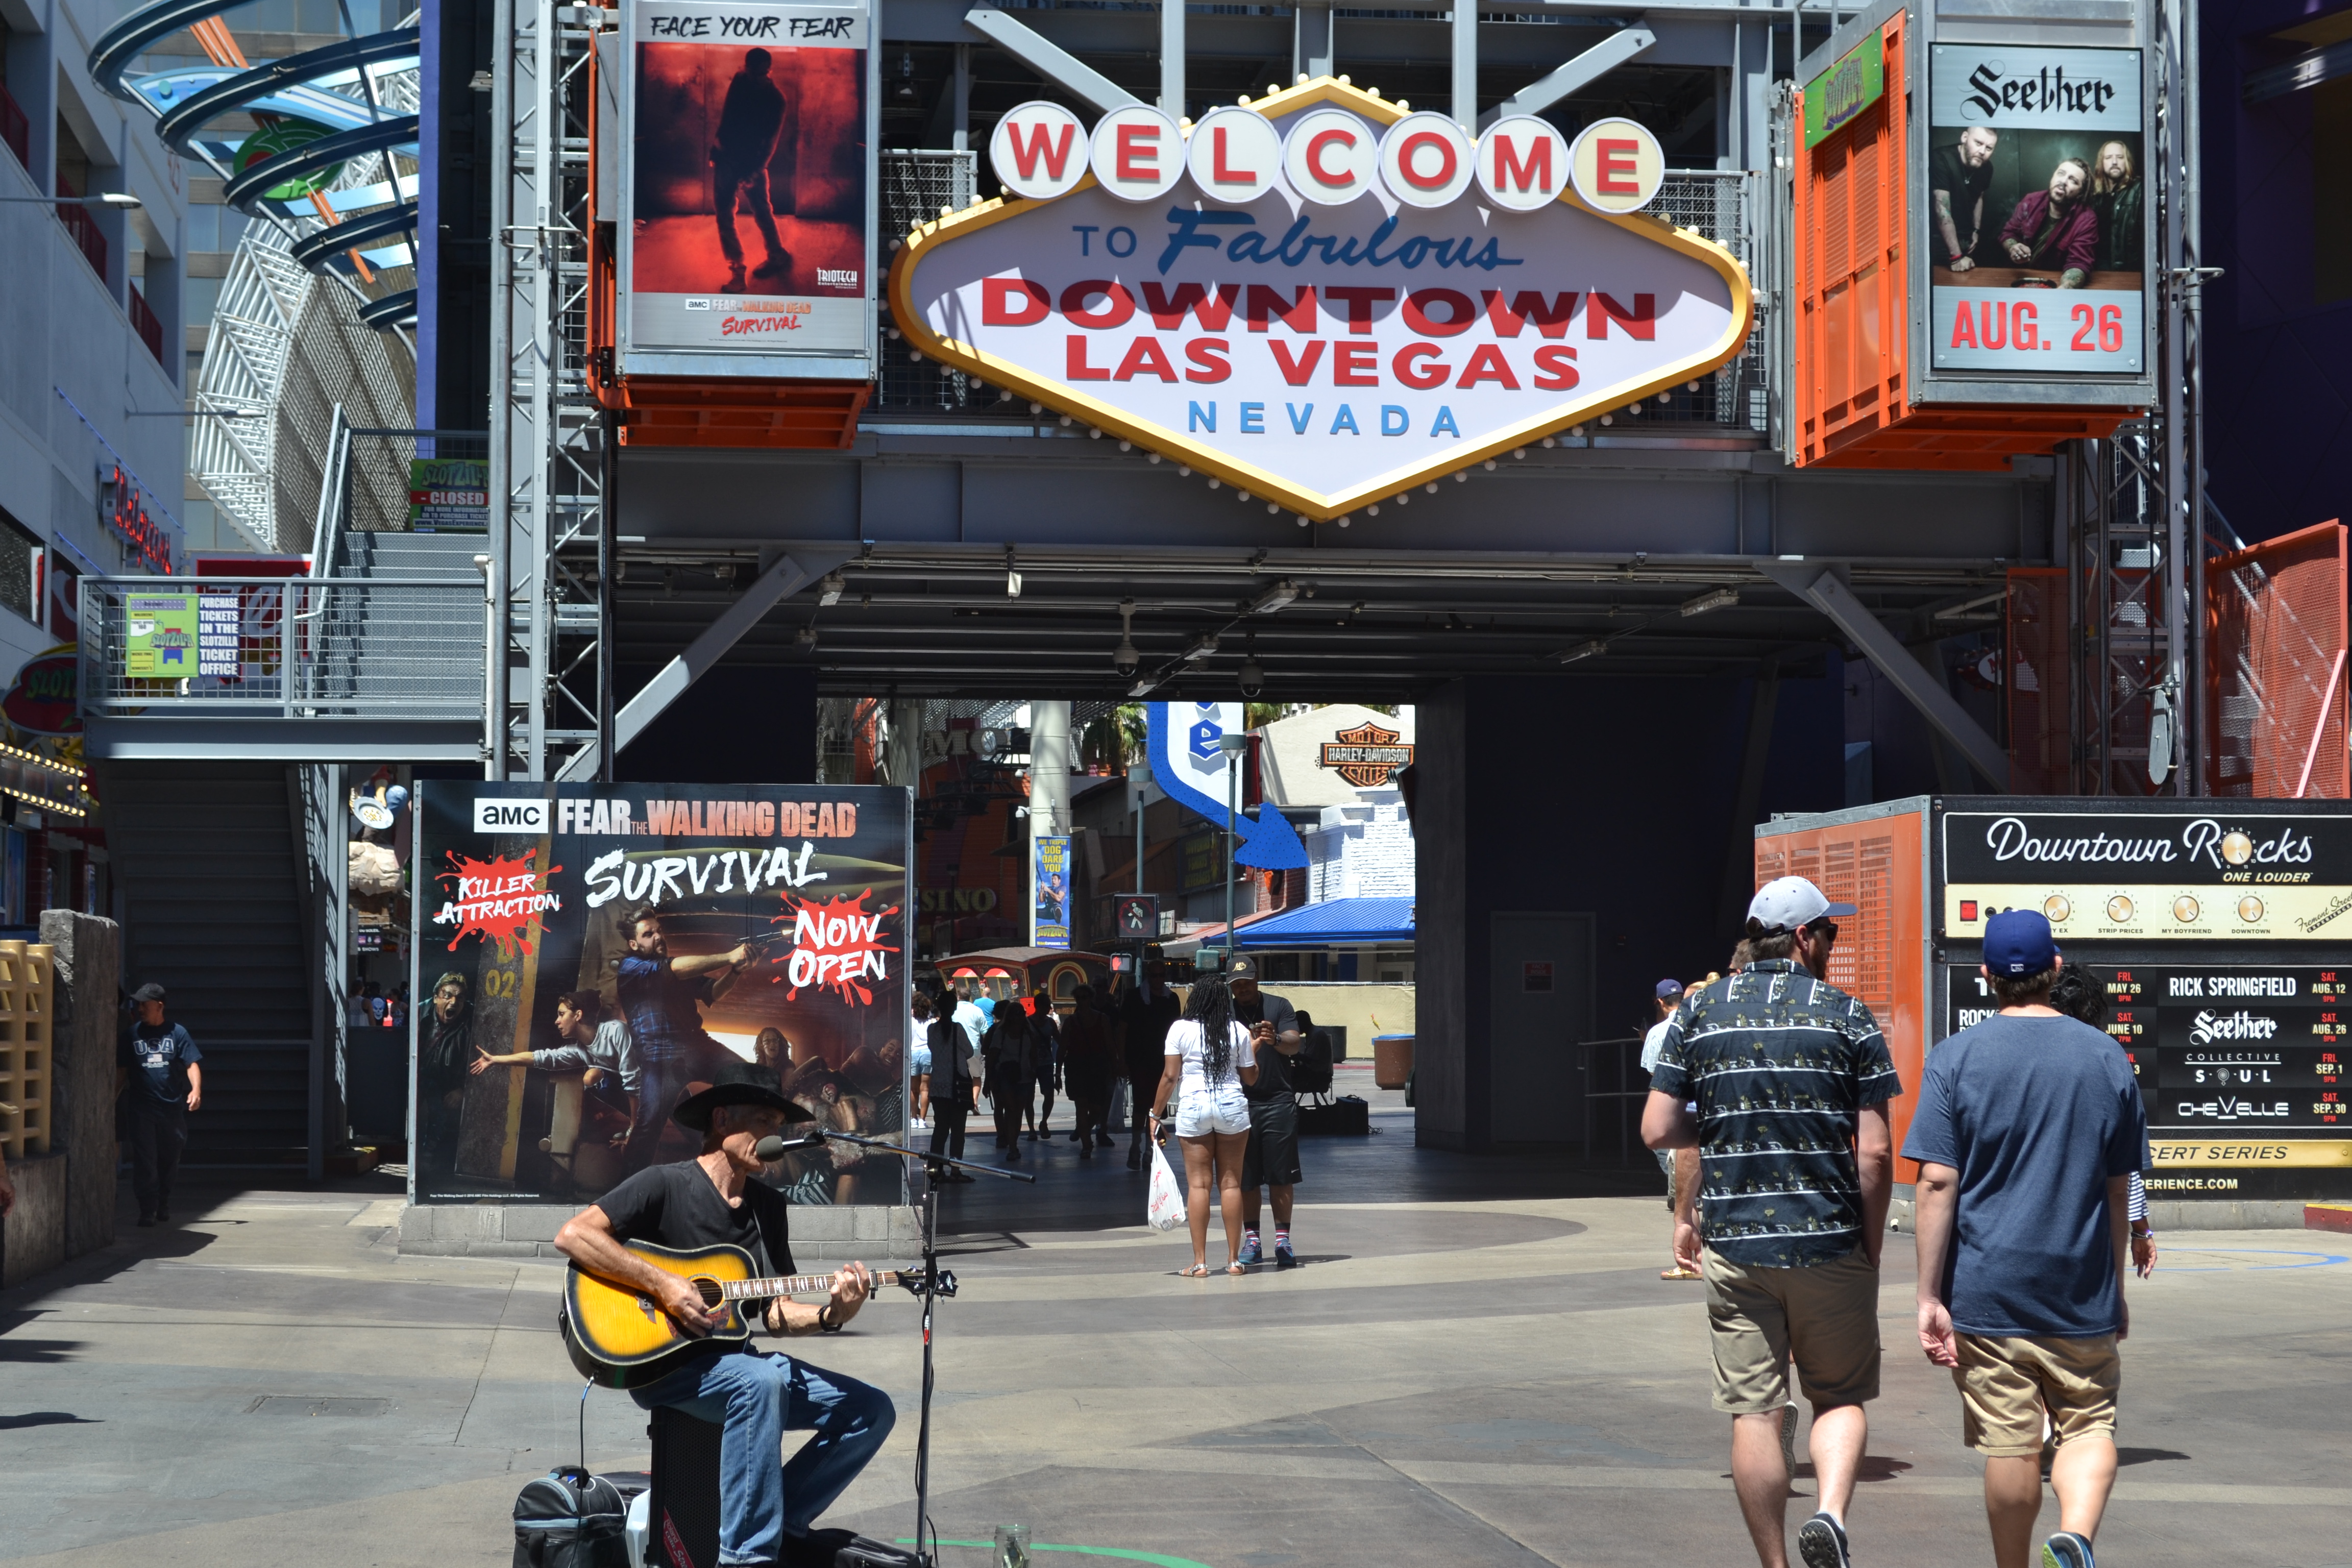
1320;721;1414;787
887;79;1754;522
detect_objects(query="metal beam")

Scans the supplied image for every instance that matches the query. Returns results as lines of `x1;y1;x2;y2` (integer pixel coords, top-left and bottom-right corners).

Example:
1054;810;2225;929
1294;3;1333;80
963;7;1141;113
1160;0;1184;120
1479;25;1656;131
1759;563;2010;791
1452;0;1477;128
558;547;853;781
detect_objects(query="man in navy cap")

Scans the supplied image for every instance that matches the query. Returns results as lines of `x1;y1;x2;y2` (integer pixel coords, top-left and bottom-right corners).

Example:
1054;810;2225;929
1644;875;1896;1568
1905;910;2146;1568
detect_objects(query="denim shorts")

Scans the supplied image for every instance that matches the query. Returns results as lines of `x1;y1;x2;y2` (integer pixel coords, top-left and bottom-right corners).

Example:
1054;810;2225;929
1175;1086;1249;1137
911;1043;933;1073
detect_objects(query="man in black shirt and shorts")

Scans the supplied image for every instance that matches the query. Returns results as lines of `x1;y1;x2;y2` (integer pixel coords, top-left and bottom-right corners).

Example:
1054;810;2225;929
1228;957;1306;1269
554;1061;895;1566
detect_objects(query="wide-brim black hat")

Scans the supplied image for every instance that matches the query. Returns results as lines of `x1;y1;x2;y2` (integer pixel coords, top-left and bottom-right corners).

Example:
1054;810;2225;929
670;1060;814;1132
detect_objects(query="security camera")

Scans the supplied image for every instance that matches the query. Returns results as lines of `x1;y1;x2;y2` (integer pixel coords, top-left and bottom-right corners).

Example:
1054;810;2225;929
1238;658;1265;699
1114;640;1139;677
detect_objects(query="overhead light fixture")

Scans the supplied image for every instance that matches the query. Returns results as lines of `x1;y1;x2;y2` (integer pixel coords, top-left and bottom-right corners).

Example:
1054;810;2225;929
1182;632;1218;663
1128;675;1162;698
1006;569;1022;598
817;570;845;606
1247;579;1300;615
894;51;917;101
1553;640;1607;665
1680;586;1739;617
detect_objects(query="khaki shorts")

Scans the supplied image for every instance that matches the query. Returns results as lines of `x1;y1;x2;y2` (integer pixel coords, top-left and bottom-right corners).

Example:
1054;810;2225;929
1701;1244;1882;1414
1952;1333;2120;1458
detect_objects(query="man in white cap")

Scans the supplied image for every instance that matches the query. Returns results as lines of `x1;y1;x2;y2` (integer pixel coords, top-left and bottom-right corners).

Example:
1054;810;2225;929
1643;876;1900;1568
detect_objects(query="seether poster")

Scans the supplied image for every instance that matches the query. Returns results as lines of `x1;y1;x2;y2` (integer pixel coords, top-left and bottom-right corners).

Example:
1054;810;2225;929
412;782;912;1207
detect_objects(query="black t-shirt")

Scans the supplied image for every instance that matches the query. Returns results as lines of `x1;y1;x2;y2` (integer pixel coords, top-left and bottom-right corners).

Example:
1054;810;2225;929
1233;990;1302;1102
595;1161;796;1279
1930;143;1994;254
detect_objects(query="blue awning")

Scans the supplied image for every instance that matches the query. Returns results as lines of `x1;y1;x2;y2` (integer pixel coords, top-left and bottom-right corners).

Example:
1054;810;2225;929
1234;896;1414;948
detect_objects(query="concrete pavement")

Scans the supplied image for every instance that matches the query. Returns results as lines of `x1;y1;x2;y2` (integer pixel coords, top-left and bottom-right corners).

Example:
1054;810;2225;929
3;1102;2346;1567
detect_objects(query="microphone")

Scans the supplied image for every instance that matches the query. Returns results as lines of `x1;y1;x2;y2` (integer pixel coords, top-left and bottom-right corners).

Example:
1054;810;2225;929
753;1131;828;1160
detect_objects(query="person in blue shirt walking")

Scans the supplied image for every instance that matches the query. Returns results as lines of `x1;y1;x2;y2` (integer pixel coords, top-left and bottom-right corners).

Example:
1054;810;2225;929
1907;910;2147;1568
118;983;202;1227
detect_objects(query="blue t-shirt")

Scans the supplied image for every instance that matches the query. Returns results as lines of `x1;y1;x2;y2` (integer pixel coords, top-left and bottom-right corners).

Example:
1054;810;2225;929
1902;1011;2149;1338
120;1021;202;1109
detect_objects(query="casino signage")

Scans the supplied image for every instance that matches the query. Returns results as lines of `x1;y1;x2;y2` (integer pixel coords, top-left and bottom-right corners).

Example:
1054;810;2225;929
888;79;1754;522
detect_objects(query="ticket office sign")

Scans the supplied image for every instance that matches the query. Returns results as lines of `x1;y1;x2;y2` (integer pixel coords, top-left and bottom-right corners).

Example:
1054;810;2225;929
1940;963;2352;1198
620;0;873;374
1938;809;2352;941
1923;44;2146;376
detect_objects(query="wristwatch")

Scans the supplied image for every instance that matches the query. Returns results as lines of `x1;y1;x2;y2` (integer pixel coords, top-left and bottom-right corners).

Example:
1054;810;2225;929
815;1304;843;1333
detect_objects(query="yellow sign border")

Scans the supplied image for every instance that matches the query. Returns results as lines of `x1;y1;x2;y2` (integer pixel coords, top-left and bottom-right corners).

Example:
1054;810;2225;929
885;78;1757;522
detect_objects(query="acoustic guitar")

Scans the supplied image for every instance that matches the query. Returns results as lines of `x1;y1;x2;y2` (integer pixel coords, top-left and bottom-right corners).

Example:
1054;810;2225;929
561;1240;955;1389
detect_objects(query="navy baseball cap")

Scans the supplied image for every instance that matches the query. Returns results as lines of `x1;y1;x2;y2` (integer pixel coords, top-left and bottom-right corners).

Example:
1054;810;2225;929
1983;909;2058;976
1655;978;1684;1000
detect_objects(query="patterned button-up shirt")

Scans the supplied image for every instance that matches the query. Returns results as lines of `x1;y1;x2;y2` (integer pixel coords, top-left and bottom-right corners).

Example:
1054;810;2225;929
1650;959;1902;1268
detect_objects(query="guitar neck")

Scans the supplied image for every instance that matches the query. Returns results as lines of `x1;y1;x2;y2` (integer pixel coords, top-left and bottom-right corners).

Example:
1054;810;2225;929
717;1269;903;1303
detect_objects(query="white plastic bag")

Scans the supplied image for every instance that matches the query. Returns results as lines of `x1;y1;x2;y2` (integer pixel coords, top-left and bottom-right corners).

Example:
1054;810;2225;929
1146;1140;1186;1231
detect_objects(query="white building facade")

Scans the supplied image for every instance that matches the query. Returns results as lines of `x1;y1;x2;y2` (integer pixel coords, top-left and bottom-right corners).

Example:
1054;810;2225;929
0;0;188;675
1257;703;1416;904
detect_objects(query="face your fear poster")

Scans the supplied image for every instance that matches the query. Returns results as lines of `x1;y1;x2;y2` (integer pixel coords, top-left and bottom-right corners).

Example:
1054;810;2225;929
412;781;912;1207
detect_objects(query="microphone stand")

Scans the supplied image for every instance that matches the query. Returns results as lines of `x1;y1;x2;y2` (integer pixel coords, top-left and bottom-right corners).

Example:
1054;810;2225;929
817;1127;1031;1568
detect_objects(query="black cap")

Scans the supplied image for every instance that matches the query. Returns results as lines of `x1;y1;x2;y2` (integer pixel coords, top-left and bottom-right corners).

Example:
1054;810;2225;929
132;983;167;1004
1227;955;1258;980
669;1059;814;1132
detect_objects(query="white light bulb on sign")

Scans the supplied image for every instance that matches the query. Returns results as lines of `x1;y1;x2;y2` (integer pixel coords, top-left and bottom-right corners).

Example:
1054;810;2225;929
1089;105;1184;202
1569;117;1665;214
990;100;1089;201
1187;106;1284;200
1475;116;1571;212
1283;108;1379;206
1376;111;1475;209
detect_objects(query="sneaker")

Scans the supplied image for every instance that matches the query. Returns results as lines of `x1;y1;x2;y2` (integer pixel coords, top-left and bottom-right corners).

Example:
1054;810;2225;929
1275;1237;1298;1269
1237;1234;1263;1267
1796;1512;1850;1568
1126;1149;1141;1170
753;250;790;278
2042;1532;2095;1568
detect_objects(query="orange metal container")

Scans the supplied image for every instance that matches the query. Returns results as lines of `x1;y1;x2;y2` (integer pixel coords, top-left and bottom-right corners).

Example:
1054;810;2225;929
1753;803;1930;1180
1791;12;2138;470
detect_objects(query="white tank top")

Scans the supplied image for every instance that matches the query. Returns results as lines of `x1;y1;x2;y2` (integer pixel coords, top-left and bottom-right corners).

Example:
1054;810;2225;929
1165;1018;1252;1097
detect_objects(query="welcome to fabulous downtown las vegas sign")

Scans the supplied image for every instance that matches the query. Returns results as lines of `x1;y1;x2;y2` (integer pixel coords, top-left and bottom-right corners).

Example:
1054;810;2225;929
888;78;1755;523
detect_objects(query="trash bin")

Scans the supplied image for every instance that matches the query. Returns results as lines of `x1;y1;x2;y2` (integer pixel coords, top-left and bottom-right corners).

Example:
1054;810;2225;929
1371;1033;1414;1091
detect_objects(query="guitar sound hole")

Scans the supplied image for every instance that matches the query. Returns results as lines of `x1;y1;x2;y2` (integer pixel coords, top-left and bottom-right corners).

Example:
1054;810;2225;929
693;1276;724;1309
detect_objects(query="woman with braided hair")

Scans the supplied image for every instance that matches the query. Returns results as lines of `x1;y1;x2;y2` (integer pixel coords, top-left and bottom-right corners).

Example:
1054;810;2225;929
1149;975;1260;1276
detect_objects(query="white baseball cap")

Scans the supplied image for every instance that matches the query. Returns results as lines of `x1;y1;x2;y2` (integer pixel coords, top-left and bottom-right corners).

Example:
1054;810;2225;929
1746;876;1858;936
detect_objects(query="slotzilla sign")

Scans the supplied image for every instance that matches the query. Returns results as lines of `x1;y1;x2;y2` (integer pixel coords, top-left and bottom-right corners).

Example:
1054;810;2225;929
888;80;1753;522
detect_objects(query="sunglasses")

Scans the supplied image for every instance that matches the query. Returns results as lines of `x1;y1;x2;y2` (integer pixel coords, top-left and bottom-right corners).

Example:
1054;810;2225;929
1806;920;1840;944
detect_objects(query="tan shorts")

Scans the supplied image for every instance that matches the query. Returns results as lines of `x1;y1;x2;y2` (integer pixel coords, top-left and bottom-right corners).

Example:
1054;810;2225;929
1952;1333;2121;1457
1701;1244;1882;1414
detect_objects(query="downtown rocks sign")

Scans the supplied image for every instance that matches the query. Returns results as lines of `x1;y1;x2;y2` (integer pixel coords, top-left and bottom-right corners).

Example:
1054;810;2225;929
887;79;1754;522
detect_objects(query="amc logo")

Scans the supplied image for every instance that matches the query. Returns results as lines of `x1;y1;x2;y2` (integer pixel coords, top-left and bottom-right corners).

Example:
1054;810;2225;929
473;798;551;834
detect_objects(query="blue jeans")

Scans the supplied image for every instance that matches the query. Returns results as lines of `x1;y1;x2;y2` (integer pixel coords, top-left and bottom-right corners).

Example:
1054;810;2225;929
632;1349;896;1563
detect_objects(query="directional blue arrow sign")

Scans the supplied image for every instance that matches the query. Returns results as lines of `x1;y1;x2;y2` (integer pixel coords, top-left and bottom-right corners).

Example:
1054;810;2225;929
1146;703;1308;870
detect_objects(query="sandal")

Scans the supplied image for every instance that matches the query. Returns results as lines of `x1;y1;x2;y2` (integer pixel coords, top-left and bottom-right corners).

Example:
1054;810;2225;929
1181;1263;1210;1277
1226;1261;1248;1275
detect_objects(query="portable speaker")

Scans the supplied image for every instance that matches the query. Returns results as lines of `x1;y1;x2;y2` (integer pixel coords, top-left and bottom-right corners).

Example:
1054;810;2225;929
646;1408;723;1568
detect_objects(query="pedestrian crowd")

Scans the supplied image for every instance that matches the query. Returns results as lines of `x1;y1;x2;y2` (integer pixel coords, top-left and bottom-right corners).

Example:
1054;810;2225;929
1645;878;2152;1568
915;953;1316;1273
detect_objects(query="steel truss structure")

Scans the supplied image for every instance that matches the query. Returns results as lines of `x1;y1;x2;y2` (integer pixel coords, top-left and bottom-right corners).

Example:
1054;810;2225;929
2059;0;2211;797
489;0;611;782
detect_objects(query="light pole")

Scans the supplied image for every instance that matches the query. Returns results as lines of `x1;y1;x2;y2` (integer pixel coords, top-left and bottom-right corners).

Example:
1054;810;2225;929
1216;731;1250;968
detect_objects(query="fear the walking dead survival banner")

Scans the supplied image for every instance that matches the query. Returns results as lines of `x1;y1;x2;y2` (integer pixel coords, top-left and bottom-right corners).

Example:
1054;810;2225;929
411;782;912;1207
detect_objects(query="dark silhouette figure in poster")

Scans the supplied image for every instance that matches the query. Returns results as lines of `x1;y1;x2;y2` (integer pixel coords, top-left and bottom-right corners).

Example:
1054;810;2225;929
713;48;790;291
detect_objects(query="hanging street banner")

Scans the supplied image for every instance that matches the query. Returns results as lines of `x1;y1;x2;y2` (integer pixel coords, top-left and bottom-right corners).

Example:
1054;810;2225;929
1145;703;1308;869
1033;833;1072;948
412;782;912;1207
1924;44;2147;375
889;79;1753;522
619;0;874;377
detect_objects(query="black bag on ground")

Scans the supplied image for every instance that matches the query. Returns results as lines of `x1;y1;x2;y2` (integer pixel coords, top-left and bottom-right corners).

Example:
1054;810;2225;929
513;1466;629;1568
1298;1094;1369;1136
